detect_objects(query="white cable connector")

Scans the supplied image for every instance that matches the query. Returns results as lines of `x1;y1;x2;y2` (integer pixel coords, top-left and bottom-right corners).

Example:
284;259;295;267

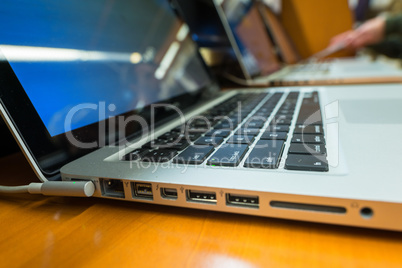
0;181;95;197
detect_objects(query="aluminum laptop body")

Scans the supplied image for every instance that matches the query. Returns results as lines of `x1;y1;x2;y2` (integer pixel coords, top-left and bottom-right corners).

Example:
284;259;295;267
175;0;402;86
1;0;402;231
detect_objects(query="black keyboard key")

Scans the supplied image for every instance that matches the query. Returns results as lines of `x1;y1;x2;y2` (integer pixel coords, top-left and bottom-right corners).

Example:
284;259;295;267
272;118;292;125
296;92;322;125
279;103;295;109
260;131;288;140
158;131;180;141
185;127;211;134
178;132;202;142
187;126;211;132
281;102;296;108
122;148;150;161
294;125;323;134
207;144;248;167
141;149;178;163
288;144;326;155
166;139;190;151
151;136;189;149
265;125;290;133
173;145;215;165
254;112;271;118
287;92;299;99
194;136;224;146
151;138;170;147
226;135;255;145
285;154;328;171
204;129;231;138
276;110;294;116
243;120;265;129
188;118;213;128
236;128;260;136
291;134;325;144
213;121;237;129
273;115;292;121
246;116;267;122
244;140;284;169
240;109;254;115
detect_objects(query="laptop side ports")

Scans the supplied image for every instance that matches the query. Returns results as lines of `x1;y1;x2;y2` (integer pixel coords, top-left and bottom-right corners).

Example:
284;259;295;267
160;188;178;200
226;193;259;208
132;182;153;200
186;190;217;204
100;179;125;199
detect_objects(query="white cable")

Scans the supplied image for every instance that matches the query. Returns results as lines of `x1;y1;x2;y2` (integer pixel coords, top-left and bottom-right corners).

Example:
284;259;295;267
0;185;29;194
0;181;95;197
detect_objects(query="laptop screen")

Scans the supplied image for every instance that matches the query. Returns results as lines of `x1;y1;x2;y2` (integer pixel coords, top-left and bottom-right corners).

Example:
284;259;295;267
217;0;280;78
0;0;215;178
174;0;280;80
0;0;211;137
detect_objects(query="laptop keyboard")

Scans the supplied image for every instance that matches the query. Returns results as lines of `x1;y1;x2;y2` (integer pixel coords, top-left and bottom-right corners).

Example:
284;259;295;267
123;91;329;172
292;61;331;73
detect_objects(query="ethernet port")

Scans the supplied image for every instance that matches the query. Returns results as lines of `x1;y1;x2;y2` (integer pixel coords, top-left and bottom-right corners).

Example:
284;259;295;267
100;179;125;198
132;182;153;200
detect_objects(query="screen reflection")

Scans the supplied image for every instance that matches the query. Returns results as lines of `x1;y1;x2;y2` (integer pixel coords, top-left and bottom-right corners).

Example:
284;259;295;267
0;0;210;136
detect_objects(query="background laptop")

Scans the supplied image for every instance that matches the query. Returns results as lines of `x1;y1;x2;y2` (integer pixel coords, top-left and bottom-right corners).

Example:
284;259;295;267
1;0;402;231
174;0;402;86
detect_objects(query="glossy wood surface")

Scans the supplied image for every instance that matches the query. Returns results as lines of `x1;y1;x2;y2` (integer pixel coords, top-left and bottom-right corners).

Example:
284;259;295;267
1;153;402;268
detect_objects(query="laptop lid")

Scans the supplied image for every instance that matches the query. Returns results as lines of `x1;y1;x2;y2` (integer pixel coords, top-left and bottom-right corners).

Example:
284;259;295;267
174;0;281;80
0;0;218;181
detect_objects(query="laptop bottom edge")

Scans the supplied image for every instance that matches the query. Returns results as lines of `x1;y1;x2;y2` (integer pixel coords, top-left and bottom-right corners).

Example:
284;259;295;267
60;177;402;231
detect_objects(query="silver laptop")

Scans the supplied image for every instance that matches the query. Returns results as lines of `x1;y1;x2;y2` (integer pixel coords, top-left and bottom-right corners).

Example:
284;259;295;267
1;0;402;231
175;0;402;86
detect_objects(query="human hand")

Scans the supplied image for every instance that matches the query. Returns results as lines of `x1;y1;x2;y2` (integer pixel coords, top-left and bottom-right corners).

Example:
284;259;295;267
329;16;386;50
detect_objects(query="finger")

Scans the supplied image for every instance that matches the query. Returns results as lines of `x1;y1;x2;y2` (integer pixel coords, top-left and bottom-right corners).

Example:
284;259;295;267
329;31;353;45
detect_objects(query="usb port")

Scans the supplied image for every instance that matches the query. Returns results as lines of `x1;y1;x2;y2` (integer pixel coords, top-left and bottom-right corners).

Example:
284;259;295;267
161;188;178;200
187;190;217;204
132;182;153;200
226;193;259;208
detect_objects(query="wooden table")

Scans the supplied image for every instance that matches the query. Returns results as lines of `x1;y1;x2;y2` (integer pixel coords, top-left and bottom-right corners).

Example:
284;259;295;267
1;153;402;268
